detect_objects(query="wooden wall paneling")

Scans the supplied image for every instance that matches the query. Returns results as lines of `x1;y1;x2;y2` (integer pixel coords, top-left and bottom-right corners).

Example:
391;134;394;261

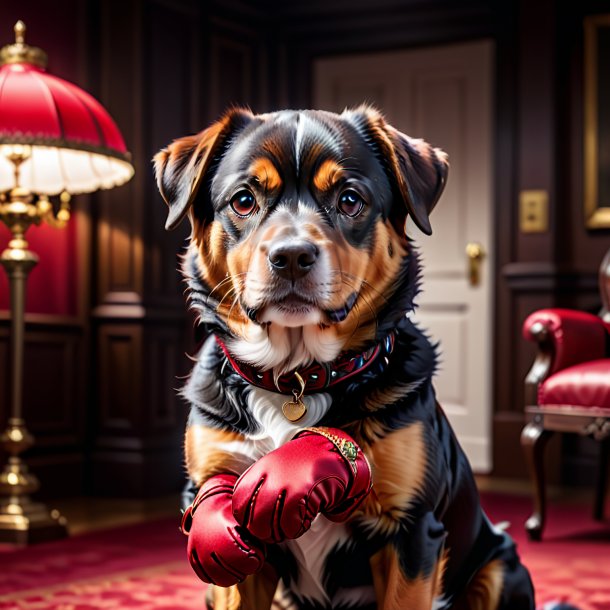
492;3;523;456
78;0;610;499
141;321;190;491
209;35;252;118
22;331;81;440
90;0;202;497
97;325;143;433
92;323;143;495
514;0;558;263
562;4;610;271
491;0;556;478
19;324;87;500
0;323;86;497
95;0;144;308
205;14;268;120
146;0;199;307
91;321;189;496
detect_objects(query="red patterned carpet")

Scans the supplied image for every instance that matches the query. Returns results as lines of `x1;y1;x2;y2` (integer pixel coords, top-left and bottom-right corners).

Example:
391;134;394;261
0;517;203;609
481;492;610;610
0;493;607;609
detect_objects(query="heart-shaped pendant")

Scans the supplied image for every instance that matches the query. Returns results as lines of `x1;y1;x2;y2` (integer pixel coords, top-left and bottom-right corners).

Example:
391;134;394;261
282;397;307;422
281;372;307;422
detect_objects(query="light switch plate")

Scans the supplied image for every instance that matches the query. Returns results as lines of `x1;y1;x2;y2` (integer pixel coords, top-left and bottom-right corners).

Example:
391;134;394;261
520;190;549;233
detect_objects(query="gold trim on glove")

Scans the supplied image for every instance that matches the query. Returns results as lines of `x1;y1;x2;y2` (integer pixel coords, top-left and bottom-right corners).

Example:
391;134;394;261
301;427;360;475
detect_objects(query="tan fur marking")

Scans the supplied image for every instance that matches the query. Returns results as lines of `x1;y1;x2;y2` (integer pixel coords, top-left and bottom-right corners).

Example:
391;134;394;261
359;422;428;535
192;221;252;337
370;545;392;609
433;549;450;601
237;565;280;610
225;238;257;336
185;425;252;486
363;381;422;413
250;157;282;192
312;159;344;192
194;221;228;284
452;559;505;610
208;585;242;610
371;545;443;610
330;220;406;352
205;564;278;610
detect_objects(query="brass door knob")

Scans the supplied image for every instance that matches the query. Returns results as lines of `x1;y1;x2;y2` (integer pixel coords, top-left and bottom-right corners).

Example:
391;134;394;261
466;242;485;286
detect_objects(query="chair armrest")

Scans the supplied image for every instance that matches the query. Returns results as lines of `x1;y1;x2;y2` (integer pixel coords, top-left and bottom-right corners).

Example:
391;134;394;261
523;309;608;380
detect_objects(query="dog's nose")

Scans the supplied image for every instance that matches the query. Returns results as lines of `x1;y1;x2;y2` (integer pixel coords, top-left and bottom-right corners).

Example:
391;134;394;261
268;240;319;280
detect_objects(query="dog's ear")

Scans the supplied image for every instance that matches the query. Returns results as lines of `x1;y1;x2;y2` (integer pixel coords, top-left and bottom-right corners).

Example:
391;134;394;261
153;108;254;230
344;106;448;236
386;127;449;236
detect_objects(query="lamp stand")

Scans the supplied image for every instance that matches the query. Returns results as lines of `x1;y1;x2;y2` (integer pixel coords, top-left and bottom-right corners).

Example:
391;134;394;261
0;182;68;544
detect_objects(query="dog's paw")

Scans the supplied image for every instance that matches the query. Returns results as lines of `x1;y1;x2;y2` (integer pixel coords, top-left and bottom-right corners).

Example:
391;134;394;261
232;428;372;543
183;474;267;587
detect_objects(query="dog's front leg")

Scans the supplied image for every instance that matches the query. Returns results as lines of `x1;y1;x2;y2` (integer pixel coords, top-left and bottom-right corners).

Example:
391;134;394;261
204;564;280;610
361;422;447;609
182;424;277;592
371;512;447;610
185;424;255;485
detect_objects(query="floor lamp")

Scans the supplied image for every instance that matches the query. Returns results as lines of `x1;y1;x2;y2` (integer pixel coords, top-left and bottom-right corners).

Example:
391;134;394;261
0;22;134;544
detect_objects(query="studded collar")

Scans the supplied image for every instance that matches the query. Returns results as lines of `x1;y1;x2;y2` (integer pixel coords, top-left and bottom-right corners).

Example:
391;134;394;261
215;333;395;395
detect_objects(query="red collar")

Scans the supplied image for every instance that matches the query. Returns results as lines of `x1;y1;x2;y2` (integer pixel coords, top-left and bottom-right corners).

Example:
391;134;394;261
215;333;395;394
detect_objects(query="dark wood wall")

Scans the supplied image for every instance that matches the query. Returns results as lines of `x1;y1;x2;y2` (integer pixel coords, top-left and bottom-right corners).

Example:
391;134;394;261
1;0;608;499
85;0;198;497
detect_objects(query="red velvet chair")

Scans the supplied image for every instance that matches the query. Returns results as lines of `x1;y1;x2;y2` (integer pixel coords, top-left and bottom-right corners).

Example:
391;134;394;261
520;251;610;541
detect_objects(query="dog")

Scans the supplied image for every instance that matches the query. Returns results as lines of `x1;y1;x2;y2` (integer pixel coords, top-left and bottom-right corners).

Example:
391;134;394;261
154;106;536;610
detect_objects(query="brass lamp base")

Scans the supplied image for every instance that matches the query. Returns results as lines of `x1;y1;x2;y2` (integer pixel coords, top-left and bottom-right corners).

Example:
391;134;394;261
0;497;67;545
0;421;68;545
0;161;71;545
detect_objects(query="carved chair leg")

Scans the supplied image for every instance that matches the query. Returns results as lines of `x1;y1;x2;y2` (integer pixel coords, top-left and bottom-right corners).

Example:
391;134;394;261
521;422;554;541
594;437;610;522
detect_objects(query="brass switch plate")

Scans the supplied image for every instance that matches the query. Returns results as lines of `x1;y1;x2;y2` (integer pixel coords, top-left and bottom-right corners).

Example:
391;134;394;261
520;190;549;233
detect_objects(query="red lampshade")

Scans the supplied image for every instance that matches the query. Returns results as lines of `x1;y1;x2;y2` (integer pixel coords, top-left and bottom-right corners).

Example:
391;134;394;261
0;22;134;194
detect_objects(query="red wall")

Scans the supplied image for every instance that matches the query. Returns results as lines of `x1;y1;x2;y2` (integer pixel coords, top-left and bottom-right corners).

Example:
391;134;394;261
0;221;78;316
0;1;82;317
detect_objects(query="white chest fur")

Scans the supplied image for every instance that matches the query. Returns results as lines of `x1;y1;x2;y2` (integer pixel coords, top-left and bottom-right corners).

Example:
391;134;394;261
216;386;333;460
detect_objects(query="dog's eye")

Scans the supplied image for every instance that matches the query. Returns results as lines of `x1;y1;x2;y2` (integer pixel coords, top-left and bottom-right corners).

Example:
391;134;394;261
230;190;258;218
338;190;365;218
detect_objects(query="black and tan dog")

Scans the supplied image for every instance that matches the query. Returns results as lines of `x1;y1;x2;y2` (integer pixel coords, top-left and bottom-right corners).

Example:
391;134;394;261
154;106;535;610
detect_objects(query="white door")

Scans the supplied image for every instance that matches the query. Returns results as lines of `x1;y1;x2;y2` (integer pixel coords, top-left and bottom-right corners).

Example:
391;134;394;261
314;41;494;472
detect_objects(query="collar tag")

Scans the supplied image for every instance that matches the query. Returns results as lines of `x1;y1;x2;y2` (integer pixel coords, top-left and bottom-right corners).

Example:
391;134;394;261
281;371;307;422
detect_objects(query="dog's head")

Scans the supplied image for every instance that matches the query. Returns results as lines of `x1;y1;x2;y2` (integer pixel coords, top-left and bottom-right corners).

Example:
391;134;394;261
154;106;447;373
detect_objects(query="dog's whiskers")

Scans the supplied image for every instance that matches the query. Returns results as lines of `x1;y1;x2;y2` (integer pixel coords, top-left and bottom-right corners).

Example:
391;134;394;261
206;272;247;303
215;286;238;312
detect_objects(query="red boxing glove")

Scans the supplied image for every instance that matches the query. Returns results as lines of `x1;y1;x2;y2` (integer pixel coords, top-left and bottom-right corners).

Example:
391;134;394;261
232;427;372;543
181;474;266;587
